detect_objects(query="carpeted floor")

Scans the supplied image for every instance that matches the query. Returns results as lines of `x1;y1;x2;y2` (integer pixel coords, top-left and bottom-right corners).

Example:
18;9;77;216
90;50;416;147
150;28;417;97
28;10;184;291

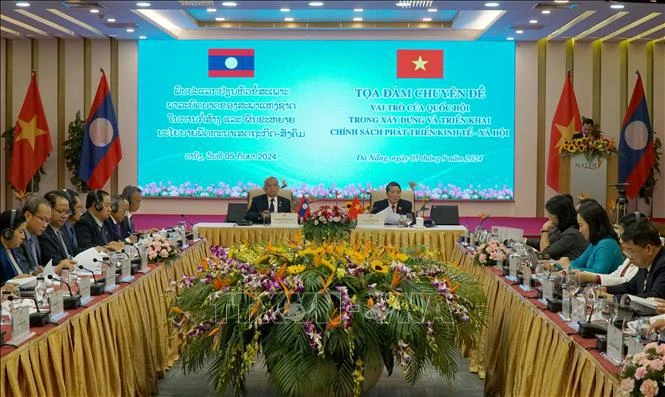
157;353;484;397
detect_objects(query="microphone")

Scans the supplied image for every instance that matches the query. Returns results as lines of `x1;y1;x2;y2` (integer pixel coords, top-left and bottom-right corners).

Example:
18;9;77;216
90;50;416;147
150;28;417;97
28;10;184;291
47;274;82;309
180;214;195;240
14;293;51;327
77;265;105;296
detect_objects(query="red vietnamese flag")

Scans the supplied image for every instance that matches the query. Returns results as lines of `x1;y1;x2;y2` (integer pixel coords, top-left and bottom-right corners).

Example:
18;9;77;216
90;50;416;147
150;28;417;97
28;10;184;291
9;71;53;192
547;72;581;192
397;50;443;79
348;197;364;220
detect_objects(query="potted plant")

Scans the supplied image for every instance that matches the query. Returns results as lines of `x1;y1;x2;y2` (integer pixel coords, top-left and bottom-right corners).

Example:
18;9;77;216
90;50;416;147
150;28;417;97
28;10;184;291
62;110;89;192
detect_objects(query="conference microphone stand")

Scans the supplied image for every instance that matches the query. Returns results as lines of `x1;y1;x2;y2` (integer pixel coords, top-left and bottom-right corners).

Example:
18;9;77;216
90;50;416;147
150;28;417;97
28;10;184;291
46;275;82;310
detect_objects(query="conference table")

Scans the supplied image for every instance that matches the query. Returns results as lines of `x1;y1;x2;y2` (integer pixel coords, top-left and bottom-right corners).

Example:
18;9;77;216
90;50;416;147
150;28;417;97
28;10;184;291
451;243;620;397
0;240;211;397
195;222;466;262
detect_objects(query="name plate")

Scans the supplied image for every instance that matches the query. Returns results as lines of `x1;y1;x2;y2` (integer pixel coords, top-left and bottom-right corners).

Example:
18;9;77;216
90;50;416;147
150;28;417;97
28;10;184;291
104;265;117;292
356;214;385;228
49;291;66;322
560;290;572;321
606;324;625;364
509;257;518;279
542;279;554;300
521;265;531;291
270;213;298;227
78;276;91;305
10;306;31;345
120;258;132;283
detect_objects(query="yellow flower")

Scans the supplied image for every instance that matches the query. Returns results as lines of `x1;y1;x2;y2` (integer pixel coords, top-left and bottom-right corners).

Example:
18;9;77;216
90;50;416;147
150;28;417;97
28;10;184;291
371;259;389;274
387;293;401;310
321;258;336;273
336;267;346;279
287;264;306;275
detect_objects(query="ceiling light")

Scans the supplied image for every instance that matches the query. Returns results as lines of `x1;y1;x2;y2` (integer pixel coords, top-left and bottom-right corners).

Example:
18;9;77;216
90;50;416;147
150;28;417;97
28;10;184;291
136;2;151;6
542;10;551;14
215;17;225;21
396;1;410;6
206;8;216;12
506;36;514;40
284;17;294;21
126;28;135;32
484;2;500;7
280;8;290;12
610;4;625;9
221;2;237;6
427;8;437;12
554;0;569;3
16;2;30;7
529;19;538;24
309;2;324;6
422;17;432;22
90;9;99;13
139;35;146;39
107;18;116;22
354;8;363;12
353;17;363;21
516;29;524;34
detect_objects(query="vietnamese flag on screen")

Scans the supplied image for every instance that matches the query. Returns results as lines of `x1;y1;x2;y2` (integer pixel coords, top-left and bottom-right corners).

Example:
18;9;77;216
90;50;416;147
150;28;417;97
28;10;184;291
397;49;443;78
208;49;255;77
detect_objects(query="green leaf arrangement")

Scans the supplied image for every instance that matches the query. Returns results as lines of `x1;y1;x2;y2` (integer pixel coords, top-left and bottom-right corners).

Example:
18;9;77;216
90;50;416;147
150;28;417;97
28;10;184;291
62;110;89;192
170;240;487;397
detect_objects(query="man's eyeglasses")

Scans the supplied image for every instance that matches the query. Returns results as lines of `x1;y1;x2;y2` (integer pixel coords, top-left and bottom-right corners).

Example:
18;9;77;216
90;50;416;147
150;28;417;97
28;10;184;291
52;208;72;216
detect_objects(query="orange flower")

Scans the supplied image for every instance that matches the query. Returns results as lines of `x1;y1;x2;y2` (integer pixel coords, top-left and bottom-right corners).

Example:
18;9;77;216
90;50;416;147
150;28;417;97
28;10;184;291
208;326;220;337
212;277;228;291
367;297;374;308
390;269;403;289
328;313;342;329
170;306;183;314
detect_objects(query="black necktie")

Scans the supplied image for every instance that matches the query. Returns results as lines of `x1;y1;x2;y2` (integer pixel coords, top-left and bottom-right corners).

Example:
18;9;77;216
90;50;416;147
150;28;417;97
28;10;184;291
54;228;70;257
391;204;396;213
644;268;650;293
269;198;275;213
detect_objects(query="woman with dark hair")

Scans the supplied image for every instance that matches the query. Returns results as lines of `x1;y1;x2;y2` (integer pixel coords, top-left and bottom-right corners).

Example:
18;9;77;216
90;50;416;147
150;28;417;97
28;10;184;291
0;209;28;284
557;200;624;274
538;194;587;260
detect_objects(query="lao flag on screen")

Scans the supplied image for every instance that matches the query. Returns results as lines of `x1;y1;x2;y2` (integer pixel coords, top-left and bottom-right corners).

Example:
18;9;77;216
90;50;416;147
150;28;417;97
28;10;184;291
295;197;310;219
79;70;122;190
618;73;655;198
397;49;443;79
208;49;255;77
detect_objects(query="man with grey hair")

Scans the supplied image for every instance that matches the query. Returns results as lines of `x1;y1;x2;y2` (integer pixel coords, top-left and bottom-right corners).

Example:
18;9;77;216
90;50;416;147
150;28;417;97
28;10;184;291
16;196;51;272
245;176;291;223
104;194;130;241
120;185;142;234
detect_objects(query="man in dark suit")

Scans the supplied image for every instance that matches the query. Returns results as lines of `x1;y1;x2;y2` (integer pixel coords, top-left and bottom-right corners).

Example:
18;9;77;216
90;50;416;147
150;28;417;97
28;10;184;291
15;196;51;272
104;195;130;241
39;191;77;269
371;182;414;224
245;176;292;223
76;190;115;251
121;185;143;235
604;220;665;298
61;189;82;255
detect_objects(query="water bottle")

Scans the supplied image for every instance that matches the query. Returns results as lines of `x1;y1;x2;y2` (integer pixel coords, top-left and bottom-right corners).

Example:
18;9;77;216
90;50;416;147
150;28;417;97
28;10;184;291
35;276;47;307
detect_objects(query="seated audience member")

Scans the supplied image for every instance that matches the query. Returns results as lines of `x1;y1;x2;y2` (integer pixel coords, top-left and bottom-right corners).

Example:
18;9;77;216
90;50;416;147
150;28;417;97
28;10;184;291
371;182;414;225
76;190;123;251
600;219;665;298
533;194;587;260
571;213;648;286
61;189;83;255
16;196;51;273
39;191;78;270
104;195;130;241
555;200;623;274
0;209;28;284
121;185;143;234
245;176;292;223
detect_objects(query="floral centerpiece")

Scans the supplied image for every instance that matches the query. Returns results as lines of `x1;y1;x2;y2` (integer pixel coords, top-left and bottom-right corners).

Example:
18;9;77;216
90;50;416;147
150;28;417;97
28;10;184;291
302;205;354;242
559;136;618;160
619;342;665;397
473;240;508;266
146;237;179;264
170;239;487;397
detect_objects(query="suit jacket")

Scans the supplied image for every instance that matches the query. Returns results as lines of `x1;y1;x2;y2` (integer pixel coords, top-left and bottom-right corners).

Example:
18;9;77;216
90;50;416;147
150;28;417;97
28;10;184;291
1;248;22;284
123;215;135;235
17;233;41;272
75;212;111;251
606;248;665;298
103;218;125;242
61;223;78;256
371;199;413;216
245;194;292;223
39;225;71;266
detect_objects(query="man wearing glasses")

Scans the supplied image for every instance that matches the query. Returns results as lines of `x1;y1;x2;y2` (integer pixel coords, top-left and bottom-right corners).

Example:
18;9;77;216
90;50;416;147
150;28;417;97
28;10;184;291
16;196;51;273
39;190;78;271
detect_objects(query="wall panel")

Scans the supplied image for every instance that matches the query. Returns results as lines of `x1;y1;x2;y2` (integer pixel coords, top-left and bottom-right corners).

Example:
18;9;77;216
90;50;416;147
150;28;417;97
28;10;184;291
1;38;7;211
36;39;58;193
573;42;593;120
63;39;85;191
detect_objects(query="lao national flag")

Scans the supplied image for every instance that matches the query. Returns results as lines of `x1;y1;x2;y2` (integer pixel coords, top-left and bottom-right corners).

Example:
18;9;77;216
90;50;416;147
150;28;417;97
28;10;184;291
619;73;655;198
208;49;254;77
295;197;310;219
397;49;443;79
79;70;122;190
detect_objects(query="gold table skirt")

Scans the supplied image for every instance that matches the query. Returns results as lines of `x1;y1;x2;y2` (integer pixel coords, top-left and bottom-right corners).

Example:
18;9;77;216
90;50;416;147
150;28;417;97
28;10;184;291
451;244;619;397
199;225;464;261
0;241;210;397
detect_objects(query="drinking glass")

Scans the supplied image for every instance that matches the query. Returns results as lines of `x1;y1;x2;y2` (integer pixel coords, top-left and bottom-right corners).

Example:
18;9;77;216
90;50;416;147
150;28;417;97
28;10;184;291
262;211;270;226
535;263;545;282
566;272;579;297
599;299;615;325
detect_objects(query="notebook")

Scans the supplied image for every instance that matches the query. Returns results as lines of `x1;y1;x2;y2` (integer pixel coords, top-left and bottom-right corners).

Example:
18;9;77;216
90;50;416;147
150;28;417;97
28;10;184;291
429;205;460;225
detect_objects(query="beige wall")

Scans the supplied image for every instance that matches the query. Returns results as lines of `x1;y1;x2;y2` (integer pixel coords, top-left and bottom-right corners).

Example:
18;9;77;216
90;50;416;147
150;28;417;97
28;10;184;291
1;37;663;217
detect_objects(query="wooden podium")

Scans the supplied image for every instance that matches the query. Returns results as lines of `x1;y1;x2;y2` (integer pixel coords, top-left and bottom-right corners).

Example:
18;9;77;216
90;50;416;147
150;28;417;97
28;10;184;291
559;153;618;209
